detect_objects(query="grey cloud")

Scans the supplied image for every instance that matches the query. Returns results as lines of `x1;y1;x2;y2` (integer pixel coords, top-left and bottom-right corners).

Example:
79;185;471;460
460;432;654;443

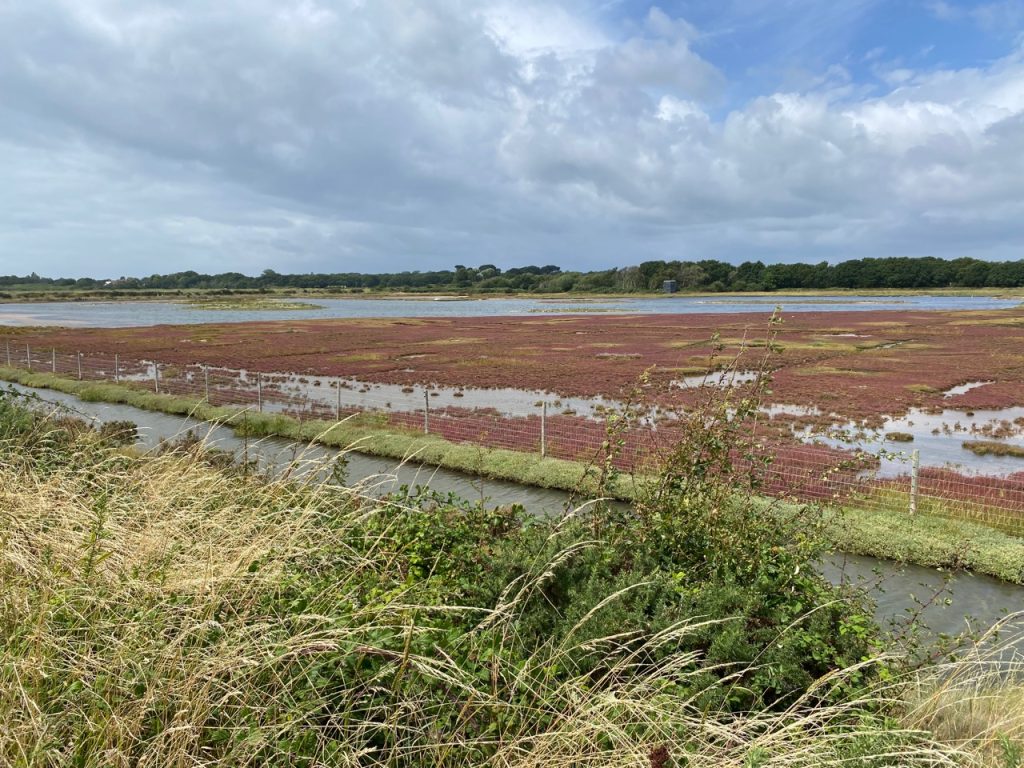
1;0;1024;277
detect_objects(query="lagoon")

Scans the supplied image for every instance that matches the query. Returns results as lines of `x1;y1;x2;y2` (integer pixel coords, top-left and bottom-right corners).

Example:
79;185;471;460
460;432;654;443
0;293;1017;327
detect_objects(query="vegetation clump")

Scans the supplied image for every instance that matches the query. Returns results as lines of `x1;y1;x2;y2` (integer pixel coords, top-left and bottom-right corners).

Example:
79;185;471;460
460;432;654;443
963;440;1024;459
2;380;1023;765
0;390;901;763
185;297;324;311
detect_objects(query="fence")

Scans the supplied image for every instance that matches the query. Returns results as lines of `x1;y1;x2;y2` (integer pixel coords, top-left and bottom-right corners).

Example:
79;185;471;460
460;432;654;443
5;342;1024;536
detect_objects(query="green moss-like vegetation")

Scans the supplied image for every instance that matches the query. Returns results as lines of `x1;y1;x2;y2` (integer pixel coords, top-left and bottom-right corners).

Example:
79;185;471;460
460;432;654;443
826;504;1024;584
184;297;324;311
962;440;1024;459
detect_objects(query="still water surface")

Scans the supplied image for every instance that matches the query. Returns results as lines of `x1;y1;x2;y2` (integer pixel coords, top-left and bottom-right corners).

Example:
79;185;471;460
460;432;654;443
0;294;1017;327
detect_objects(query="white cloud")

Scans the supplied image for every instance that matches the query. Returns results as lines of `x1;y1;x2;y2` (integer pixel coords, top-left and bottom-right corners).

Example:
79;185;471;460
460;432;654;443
2;0;1024;277
926;0;1024;34
484;2;607;56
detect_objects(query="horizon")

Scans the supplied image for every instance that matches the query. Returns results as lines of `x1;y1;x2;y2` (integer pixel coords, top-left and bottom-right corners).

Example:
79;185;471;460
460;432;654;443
6;253;1024;284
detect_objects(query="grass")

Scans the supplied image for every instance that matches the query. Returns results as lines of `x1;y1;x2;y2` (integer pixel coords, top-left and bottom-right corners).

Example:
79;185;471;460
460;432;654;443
903;621;1024;766
2;400;1023;766
963;440;1024;459
184;297;325;311
0;367;611;496
2;365;1024;586
827;504;1024;584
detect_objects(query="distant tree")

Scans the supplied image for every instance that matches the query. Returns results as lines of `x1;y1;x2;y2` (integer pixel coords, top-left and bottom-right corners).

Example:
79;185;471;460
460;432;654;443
676;264;708;290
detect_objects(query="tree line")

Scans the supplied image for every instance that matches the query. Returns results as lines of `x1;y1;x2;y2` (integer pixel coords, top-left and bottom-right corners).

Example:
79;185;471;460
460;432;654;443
4;256;1024;294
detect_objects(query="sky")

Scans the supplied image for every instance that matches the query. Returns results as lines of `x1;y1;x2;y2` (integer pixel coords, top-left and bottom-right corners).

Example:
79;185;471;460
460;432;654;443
2;1;1024;278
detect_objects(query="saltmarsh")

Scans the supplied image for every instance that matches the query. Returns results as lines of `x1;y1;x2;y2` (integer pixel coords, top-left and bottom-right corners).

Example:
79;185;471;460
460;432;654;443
2;364;1023;585
2;391;1024;766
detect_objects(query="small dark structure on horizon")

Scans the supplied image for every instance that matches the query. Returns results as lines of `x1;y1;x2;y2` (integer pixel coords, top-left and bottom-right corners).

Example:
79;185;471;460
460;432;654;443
663;280;678;293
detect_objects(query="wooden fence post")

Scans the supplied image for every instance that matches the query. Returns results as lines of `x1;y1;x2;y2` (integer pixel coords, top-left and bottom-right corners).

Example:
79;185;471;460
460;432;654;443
424;391;430;434
910;449;920;516
540;401;547;458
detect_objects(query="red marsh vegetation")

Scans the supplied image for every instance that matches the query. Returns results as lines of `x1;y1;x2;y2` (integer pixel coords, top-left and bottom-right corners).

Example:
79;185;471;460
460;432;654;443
3;307;1024;424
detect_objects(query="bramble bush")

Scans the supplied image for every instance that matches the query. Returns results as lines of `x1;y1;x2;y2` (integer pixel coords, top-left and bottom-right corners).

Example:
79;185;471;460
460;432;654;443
0;341;892;766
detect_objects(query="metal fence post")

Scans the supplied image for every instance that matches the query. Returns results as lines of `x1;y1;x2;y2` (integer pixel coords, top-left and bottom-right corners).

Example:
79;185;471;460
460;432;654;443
204;365;210;402
154;363;160;394
336;380;342;420
77;352;82;380
114;353;119;384
424;391;430;434
5;341;10;368
256;372;263;412
910;449;920;516
51;348;56;373
26;344;31;372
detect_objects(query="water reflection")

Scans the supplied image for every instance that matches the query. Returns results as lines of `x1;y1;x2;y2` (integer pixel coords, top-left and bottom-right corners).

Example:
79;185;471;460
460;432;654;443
0;294;1017;328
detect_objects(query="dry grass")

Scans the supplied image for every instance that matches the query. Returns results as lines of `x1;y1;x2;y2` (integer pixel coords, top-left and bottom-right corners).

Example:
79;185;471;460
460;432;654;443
903;619;1024;767
1;401;1023;766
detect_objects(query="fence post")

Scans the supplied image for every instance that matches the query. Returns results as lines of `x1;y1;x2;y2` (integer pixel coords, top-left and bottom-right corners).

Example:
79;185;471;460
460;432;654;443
336;380;342;420
910;449;920;516
77;353;82;380
540;401;547;458
154;362;160;394
5;341;9;368
51;348;56;374
204;365;210;402
256;372;263;413
424;391;430;434
26;344;31;372
114;353;119;384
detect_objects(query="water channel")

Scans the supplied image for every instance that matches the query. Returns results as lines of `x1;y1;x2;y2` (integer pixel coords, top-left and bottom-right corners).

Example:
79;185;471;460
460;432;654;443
0;294;1018;328
5;380;1022;649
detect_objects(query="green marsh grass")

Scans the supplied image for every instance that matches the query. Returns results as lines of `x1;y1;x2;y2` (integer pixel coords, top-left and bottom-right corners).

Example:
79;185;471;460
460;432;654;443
2;399;1022;766
1;365;1023;586
963;440;1024;460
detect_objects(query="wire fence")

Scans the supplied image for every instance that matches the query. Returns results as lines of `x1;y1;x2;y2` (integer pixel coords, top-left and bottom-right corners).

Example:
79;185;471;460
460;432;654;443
6;342;1024;536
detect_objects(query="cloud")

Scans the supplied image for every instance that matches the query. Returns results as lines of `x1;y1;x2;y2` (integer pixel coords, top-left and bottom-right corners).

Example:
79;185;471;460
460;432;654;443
925;0;1024;35
1;0;1024;277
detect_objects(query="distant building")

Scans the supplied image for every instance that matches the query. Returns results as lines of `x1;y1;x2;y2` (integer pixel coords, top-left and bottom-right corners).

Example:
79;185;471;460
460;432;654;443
663;280;678;293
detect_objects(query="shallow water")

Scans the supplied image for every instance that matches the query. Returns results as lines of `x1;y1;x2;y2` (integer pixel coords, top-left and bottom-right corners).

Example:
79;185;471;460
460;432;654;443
798;406;1024;478
823;553;1023;648
3;382;578;517
4;380;1022;646
0;294;1017;328
224;365;1024;478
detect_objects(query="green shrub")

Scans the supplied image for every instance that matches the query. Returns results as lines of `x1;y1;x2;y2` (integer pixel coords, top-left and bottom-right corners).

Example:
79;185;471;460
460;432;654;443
0;341;903;765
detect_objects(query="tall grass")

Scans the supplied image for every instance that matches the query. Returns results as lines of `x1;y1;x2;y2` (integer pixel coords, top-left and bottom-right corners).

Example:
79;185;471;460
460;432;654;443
1;392;1022;766
2;366;1024;587
903;620;1024;767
